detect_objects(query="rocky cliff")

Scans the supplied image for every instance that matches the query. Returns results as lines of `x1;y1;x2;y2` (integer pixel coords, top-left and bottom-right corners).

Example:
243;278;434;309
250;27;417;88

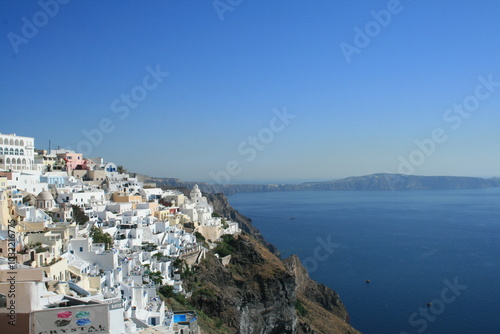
174;192;361;334
185;234;360;334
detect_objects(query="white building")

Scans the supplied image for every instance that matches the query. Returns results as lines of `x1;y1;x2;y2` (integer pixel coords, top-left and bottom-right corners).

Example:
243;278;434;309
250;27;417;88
0;133;35;172
56;188;106;206
7;172;48;194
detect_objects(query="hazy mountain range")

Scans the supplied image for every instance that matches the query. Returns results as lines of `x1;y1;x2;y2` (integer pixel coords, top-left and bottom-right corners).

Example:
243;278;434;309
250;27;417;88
136;173;500;195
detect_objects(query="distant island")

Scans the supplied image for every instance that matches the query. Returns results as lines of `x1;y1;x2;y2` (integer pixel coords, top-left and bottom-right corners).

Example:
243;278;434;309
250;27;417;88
137;173;500;195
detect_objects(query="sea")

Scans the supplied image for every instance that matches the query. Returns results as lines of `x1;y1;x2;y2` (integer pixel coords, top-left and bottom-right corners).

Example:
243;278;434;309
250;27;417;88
228;188;500;334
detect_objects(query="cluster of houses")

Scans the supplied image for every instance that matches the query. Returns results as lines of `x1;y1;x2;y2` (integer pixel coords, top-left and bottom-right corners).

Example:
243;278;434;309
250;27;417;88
0;133;241;334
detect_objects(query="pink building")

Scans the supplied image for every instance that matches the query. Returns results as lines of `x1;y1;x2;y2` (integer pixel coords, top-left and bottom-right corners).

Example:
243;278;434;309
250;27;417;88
57;152;86;170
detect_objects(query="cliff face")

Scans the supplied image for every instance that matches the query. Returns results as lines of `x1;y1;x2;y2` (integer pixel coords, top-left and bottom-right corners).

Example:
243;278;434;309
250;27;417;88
187;235;297;333
179;192;361;334
186;235;360;334
142;173;362;333
284;256;360;334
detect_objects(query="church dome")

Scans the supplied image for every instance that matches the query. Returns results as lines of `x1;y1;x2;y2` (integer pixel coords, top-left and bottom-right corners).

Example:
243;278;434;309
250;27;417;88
36;190;53;201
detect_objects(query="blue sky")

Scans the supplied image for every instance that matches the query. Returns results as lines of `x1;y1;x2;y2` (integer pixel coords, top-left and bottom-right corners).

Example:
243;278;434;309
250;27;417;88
1;0;500;182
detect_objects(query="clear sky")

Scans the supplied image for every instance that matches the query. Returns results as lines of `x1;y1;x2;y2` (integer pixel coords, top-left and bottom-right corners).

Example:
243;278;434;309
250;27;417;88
1;0;500;183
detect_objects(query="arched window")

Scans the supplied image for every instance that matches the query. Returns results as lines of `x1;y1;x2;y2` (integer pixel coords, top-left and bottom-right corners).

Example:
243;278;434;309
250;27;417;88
20;149;24;155
9;139;13;145
9;148;14;155
15;149;19;155
0;148;3;155
17;158;21;164
0;138;3;144
6;158;10;164
15;139;19;146
22;158;26;164
0;159;3;164
20;140;24;146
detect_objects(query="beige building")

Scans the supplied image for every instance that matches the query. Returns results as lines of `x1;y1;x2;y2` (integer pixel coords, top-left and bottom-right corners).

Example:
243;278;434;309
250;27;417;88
112;191;143;208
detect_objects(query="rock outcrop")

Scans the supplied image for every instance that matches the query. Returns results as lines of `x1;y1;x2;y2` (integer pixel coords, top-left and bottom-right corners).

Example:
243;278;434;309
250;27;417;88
186;234;360;334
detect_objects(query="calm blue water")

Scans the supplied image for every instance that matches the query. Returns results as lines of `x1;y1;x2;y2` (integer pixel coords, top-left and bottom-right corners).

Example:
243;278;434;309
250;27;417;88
228;189;500;334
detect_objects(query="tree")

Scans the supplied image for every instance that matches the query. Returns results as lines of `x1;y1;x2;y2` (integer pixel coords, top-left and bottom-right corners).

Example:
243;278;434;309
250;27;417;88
117;165;127;174
72;205;89;225
148;271;164;285
194;232;205;243
158;285;175;298
89;226;113;250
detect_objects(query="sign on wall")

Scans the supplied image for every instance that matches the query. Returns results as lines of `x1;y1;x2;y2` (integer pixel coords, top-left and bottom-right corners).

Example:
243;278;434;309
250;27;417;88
32;304;109;334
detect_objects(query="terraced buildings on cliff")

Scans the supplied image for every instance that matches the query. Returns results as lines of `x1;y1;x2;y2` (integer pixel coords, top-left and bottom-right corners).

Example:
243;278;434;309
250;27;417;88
0;132;360;334
0;133;247;333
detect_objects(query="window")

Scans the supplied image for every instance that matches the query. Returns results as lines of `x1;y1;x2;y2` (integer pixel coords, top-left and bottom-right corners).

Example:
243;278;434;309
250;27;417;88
9;148;13;155
0;293;6;308
0;148;3;155
15;149;19;155
20;149;24;155
79;247;83;252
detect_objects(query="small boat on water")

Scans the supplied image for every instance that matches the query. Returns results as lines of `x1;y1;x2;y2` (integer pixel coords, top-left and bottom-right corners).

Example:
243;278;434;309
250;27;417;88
289;217;296;220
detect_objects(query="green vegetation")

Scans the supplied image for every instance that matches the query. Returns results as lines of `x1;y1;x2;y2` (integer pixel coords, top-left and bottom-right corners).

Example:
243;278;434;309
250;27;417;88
152;252;163;259
158;285;175;298
72;205;89;225
89;226;113;250
191;285;216;299
142;242;158;252
148;271;164;285
211;212;222;218
213;234;236;258
173;258;183;270
194;231;205;243
295;299;308;317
